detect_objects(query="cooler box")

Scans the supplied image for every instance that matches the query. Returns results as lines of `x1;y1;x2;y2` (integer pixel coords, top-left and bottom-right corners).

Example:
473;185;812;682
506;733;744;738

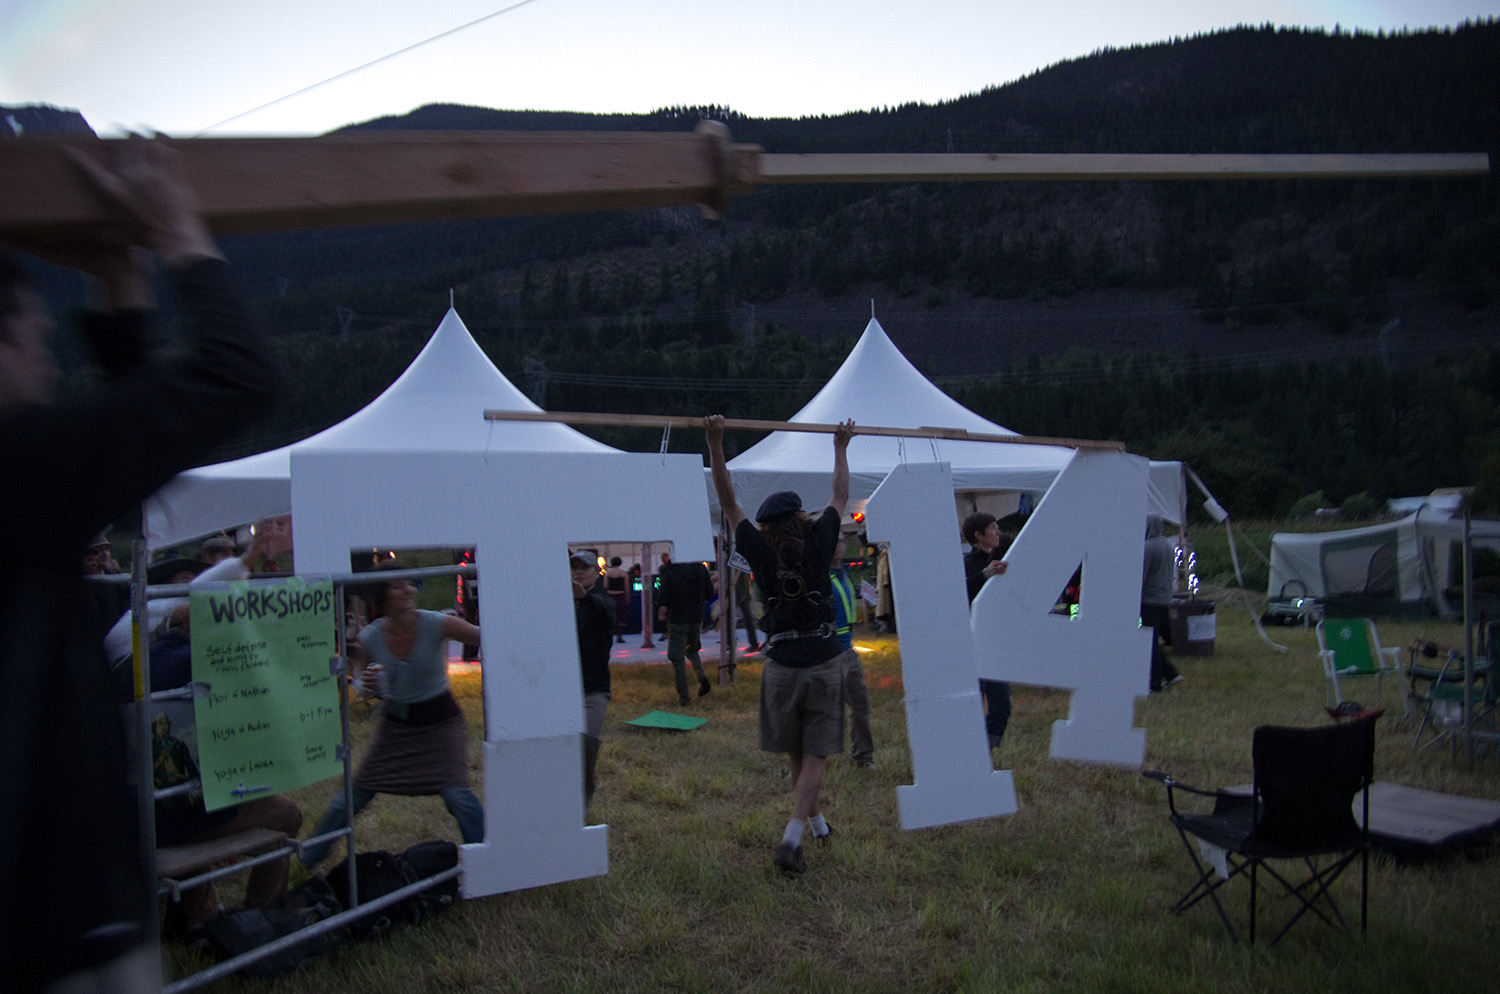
1169;599;1216;656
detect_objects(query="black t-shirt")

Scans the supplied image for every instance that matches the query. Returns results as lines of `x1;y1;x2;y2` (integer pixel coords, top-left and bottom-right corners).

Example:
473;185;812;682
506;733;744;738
736;507;842;667
576;590;616;695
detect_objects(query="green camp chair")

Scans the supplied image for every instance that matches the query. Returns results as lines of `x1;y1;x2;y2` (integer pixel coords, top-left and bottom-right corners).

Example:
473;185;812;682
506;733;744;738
1405;638;1493;752
1317;619;1400;710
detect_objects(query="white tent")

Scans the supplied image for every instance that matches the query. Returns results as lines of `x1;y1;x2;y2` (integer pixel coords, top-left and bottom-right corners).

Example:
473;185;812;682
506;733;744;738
714;317;1186;525
143;309;617;549
1269;501;1500;617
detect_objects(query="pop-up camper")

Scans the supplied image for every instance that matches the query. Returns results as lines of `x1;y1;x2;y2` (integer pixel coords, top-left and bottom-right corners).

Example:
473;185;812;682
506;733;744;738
1269;499;1500;617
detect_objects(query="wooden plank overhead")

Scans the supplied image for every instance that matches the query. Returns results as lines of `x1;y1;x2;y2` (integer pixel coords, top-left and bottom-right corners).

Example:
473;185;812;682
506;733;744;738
759;151;1492;184
0;128;761;238
482;409;1127;452
0;124;1489;239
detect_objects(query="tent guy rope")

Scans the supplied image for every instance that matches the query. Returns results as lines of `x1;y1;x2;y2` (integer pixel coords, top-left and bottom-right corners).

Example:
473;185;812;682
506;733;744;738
480;409;1126;451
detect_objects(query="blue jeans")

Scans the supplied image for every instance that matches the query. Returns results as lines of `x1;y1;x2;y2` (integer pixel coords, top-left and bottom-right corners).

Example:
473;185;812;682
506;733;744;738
303;784;484;865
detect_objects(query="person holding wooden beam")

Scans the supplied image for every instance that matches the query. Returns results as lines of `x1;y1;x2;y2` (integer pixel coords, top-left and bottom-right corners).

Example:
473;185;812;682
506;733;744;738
1;134;285;993
705;413;855;875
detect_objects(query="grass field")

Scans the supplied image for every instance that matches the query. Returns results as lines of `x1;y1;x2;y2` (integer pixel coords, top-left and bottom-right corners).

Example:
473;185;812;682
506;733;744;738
179;596;1500;993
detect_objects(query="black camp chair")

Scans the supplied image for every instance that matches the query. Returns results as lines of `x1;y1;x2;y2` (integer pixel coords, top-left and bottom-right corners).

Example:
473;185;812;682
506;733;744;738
1143;714;1377;945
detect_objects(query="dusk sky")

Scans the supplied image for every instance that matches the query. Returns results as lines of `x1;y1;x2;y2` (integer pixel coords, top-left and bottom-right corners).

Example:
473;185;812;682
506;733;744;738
3;1;1497;136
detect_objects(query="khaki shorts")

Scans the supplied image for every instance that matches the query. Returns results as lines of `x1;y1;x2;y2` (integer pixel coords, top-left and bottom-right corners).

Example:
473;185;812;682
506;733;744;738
758;651;848;756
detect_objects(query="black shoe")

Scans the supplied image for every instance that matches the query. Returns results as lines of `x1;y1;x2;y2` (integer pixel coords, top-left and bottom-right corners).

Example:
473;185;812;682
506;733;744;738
698;679;712;697
678;695;690;706
812;824;834;846
774;842;806;874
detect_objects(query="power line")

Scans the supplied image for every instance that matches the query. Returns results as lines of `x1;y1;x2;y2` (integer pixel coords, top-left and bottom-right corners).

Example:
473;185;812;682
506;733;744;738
194;0;549;136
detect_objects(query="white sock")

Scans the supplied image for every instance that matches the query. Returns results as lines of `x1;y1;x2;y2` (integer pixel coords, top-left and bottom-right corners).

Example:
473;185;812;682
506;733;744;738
807;813;829;838
782;819;805;847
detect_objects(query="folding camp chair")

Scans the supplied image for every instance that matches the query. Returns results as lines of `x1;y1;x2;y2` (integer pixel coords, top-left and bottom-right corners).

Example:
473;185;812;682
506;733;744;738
1144;714;1377;945
1406;639;1493;752
1317;618;1400;709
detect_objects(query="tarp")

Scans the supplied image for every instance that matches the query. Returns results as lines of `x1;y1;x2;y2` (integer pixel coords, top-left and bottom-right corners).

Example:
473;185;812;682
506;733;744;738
1269;501;1500;617
143;308;617;548
713;317;1186;525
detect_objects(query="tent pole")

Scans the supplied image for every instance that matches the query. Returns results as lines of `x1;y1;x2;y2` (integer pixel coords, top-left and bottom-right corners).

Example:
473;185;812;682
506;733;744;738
1462;504;1475;763
717;516;734;684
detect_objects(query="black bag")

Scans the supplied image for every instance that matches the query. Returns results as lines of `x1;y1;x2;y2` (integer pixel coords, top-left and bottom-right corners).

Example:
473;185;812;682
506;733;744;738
325;849;419;939
325;841;460;939
201;899;336;977
202;842;461;975
401;840;460;918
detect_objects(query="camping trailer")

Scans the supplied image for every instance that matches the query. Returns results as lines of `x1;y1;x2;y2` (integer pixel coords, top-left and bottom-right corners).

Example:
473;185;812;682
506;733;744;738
1269;503;1500;618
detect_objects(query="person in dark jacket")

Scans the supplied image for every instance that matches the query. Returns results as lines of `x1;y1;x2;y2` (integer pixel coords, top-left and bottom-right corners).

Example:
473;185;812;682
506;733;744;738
0;135;284;993
962;512;1012;750
655;554;715;704
572;551;617;807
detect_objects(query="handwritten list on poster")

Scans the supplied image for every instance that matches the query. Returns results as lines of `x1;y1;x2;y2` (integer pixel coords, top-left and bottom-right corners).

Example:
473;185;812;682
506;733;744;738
190;577;342;811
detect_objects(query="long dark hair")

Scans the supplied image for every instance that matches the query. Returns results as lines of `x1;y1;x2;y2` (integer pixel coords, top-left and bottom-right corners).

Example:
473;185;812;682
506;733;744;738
761;512;812;573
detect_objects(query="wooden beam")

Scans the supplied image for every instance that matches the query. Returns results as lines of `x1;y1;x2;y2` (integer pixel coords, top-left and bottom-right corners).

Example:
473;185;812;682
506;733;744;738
481;409;1126;452
759;151;1492;183
0;128;762;237
1;131;1487;239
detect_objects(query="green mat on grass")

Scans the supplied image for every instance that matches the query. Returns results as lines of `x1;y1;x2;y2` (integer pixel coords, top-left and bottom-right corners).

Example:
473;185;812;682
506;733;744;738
626;710;708;731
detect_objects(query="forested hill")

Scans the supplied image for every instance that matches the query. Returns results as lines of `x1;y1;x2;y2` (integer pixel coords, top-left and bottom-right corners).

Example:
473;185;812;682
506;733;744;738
12;22;1500;518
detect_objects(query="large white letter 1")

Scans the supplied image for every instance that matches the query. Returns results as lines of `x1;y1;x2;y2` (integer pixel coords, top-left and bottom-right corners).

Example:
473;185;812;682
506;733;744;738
864;461;1018;829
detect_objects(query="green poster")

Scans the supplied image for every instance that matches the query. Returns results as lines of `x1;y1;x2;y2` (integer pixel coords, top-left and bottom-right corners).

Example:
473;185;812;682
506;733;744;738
190;577;342;811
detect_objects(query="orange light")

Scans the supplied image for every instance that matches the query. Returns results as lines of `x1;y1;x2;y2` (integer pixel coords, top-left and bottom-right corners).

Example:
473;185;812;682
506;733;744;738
851;511;865;523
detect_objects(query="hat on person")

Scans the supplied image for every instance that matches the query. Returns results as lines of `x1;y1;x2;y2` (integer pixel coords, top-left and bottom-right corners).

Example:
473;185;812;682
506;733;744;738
199;534;235;557
755;490;802;523
147;556;210;585
88;530;111;550
569;550;595;567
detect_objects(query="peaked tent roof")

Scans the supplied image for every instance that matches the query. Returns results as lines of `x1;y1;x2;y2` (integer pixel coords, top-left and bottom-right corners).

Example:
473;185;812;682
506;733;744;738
718;317;1184;523
144;308;617;548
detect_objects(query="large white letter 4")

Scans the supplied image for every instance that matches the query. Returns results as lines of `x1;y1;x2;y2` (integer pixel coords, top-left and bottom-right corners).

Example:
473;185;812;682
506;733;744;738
970;449;1151;766
864;461;1017;830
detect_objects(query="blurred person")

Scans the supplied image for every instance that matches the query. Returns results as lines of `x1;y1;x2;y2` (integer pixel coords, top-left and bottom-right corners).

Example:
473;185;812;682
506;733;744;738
706;414;855;875
0;134;283;993
734;565;761;652
604;555;629;643
197;533;235;564
571;551;616;807
103;525;281;671
829;550;874;769
655;552;714;704
82;530;130;652
1142;514;1183;692
962;512;1012;750
301;561;483;866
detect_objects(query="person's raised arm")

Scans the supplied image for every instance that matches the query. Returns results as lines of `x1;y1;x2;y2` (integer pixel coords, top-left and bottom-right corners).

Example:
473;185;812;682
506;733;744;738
705;414;746;530
440;614;482;648
827;419;855;517
65;134;223;270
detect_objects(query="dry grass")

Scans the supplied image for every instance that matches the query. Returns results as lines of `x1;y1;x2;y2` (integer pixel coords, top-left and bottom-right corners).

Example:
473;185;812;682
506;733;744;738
183;595;1500;993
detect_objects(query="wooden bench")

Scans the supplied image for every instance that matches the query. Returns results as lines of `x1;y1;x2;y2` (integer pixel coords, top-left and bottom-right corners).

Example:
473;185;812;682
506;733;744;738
157;827;290;881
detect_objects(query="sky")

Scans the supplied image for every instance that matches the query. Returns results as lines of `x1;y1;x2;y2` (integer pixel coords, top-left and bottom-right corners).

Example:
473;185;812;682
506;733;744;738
2;1;1497;137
